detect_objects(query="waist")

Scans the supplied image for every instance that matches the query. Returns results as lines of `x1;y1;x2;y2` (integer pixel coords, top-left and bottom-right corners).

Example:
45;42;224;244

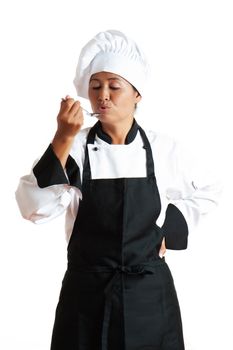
68;257;165;274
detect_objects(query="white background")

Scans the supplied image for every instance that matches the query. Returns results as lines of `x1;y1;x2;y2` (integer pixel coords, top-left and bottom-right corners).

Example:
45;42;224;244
0;0;232;349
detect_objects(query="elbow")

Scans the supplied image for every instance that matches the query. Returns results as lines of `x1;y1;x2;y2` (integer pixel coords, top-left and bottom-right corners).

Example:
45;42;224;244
15;191;43;224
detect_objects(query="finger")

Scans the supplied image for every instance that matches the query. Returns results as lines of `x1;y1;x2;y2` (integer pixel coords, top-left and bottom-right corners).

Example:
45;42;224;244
61;95;71;102
70;100;81;116
159;249;166;256
60;96;75;112
159;249;166;258
159;238;166;257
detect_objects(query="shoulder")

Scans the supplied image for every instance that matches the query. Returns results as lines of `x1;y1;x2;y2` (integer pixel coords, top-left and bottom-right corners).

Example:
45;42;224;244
143;129;177;155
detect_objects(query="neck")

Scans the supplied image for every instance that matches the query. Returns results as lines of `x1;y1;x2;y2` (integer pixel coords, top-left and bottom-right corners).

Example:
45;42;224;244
101;118;134;144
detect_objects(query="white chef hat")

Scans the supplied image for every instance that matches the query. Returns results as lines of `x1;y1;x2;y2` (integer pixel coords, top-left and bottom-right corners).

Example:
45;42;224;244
73;30;149;99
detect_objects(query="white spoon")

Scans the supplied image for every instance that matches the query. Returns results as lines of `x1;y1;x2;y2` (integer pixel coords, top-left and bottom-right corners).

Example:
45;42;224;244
82;108;100;118
61;97;100;118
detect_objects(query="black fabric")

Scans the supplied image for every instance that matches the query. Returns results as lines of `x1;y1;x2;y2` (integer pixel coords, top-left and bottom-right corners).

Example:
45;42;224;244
96;119;138;144
162;204;189;250
50;122;185;350
51;260;184;350
33;144;81;189
65;155;82;189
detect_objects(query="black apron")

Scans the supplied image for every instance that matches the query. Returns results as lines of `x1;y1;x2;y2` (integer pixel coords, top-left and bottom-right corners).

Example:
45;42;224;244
50;123;185;350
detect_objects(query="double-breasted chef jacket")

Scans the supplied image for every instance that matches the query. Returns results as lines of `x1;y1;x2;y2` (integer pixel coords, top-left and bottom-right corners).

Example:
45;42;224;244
16;120;220;350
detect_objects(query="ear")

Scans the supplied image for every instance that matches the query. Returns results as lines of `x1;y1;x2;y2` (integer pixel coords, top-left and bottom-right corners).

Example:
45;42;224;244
135;93;142;104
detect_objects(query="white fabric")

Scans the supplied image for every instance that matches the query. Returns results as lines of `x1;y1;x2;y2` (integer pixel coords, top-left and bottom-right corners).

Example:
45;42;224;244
15;128;222;243
87;133;146;179
73;30;149;98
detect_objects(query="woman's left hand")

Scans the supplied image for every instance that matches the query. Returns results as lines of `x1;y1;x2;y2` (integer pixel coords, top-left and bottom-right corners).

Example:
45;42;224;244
159;238;166;258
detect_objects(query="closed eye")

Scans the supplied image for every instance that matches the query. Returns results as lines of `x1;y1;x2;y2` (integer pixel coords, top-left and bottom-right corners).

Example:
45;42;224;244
91;86;120;90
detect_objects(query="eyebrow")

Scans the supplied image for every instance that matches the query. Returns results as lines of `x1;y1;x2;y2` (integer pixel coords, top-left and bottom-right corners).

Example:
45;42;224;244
90;77;123;82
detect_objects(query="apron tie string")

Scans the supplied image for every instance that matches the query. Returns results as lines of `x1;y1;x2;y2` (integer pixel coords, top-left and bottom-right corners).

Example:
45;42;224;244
67;259;165;350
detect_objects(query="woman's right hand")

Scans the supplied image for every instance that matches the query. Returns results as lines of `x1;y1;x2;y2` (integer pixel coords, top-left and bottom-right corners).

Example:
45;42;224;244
52;95;84;168
55;95;84;140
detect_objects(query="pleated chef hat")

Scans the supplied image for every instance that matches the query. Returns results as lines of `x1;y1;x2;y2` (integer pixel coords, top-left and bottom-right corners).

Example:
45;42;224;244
73;30;149;99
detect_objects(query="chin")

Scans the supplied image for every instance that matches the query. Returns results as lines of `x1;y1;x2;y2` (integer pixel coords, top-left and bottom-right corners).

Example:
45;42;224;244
98;113;116;122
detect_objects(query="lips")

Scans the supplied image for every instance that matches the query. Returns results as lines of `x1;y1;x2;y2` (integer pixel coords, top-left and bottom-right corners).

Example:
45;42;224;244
97;105;111;113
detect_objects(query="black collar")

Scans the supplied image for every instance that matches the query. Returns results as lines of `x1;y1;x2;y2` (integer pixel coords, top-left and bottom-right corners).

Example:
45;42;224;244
95;119;139;144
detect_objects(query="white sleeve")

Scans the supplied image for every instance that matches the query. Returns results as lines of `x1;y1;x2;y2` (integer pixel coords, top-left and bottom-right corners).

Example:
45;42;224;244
15;170;75;224
150;131;222;250
15;143;82;224
166;140;222;232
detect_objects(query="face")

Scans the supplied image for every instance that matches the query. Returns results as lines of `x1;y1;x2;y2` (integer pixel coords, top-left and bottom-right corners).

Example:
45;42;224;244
88;72;141;124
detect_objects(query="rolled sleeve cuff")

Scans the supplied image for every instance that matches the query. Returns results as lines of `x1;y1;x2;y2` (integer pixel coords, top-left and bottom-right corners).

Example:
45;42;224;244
33;144;81;189
161;203;189;250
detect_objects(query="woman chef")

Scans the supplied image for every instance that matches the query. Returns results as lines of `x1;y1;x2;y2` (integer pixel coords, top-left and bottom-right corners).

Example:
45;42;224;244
16;30;220;350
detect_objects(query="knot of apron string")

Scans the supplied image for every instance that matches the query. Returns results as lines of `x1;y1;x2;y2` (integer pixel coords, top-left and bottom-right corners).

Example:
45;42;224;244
116;264;146;274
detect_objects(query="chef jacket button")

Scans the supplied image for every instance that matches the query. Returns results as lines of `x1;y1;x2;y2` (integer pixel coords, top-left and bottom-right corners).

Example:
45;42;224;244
93;147;98;151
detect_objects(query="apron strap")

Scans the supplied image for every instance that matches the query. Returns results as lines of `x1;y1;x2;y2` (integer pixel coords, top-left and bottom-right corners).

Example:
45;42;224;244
82;122;98;181
138;126;156;179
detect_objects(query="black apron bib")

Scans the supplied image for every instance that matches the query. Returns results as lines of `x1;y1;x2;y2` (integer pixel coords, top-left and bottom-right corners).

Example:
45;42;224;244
50;123;185;350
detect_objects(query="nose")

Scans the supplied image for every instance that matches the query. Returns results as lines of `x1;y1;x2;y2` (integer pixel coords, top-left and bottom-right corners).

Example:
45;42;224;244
97;87;110;102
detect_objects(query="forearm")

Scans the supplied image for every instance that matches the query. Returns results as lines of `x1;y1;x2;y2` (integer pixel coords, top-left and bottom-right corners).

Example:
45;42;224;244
52;132;75;168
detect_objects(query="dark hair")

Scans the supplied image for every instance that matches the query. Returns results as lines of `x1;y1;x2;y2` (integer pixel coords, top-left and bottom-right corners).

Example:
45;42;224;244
132;85;141;97
132;85;140;110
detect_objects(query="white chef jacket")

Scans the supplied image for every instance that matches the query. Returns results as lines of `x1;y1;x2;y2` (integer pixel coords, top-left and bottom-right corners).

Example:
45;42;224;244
15;122;221;247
